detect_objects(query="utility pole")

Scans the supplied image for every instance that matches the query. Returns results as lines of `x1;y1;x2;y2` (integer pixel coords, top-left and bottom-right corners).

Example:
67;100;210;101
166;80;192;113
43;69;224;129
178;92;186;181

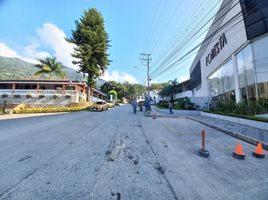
140;53;151;98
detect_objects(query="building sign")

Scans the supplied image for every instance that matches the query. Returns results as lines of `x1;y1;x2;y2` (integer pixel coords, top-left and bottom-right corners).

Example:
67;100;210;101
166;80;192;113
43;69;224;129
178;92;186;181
206;33;227;66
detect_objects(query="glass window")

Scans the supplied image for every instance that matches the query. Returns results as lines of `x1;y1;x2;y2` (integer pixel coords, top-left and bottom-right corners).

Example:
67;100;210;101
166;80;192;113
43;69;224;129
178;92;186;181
222;62;229;93
208;59;235;101
209;72;218;97
258;82;268;99
226;60;234;91
236;45;256;101
217;68;223;95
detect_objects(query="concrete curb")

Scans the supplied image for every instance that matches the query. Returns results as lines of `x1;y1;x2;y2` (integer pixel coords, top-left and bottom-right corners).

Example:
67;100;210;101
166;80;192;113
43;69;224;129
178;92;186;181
187;116;268;150
144;114;183;118
146;106;183;118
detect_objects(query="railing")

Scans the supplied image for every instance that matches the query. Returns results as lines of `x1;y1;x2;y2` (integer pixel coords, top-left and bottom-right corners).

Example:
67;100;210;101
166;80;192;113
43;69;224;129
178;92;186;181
0;89;83;96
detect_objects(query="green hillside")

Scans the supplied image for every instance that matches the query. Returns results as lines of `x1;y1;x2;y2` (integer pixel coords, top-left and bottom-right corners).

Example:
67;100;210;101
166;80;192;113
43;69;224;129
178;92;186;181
0;56;84;81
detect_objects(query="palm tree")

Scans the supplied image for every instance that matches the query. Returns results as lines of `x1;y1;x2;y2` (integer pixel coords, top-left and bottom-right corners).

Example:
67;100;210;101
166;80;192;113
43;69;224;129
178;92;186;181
34;57;65;79
168;78;178;101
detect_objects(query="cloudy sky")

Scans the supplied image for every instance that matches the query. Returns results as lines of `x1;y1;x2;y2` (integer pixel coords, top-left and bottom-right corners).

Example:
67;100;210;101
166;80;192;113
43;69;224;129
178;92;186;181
0;0;221;84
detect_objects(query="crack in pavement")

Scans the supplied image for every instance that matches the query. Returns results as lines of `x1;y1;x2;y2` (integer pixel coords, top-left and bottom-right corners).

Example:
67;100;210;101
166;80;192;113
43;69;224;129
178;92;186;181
137;118;179;200
88;123;122;199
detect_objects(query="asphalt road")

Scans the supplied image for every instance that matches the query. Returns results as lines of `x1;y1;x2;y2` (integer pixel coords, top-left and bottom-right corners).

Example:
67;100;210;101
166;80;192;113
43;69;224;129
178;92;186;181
0;105;267;200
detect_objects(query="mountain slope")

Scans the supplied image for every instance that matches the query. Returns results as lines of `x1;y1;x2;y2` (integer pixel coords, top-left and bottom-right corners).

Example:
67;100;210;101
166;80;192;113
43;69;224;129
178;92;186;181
0;56;85;81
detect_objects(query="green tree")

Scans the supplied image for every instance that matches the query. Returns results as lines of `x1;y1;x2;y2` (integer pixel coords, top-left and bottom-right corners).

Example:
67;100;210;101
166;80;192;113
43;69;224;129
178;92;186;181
101;81;126;100
127;84;146;99
34;57;65;79
159;85;173;98
168;78;178;101
150;83;164;91
108;90;117;102
67;8;111;101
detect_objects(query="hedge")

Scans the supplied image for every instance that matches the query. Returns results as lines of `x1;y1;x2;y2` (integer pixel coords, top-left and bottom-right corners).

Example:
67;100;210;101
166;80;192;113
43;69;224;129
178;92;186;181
13;106;90;114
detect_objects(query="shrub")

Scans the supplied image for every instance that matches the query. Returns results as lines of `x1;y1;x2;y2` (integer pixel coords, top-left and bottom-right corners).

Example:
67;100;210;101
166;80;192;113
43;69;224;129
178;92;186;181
39;95;45;99
52;95;58;99
14;94;21;99
68;102;93;107
2;94;8;98
13;106;89;114
174;97;196;110
211;99;268;116
65;94;71;98
26;94;32;99
157;100;168;109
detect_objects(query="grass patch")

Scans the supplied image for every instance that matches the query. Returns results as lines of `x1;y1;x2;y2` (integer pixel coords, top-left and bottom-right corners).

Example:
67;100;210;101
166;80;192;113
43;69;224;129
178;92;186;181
203;110;268;123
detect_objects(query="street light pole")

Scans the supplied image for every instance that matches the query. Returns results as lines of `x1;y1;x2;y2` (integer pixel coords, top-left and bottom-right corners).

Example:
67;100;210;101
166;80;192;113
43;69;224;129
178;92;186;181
140;53;151;98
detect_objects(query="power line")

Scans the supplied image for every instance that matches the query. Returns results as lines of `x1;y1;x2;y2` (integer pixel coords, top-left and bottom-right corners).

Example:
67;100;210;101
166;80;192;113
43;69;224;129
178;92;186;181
151;0;219;68
150;0;234;77
152;15;244;80
151;0;266;82
149;0;184;54
143;0;168;53
150;0;239;78
151;0;265;80
155;21;245;82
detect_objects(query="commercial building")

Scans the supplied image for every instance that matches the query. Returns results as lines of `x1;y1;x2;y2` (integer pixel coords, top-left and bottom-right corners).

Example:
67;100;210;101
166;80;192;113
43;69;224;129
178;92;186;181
188;0;268;106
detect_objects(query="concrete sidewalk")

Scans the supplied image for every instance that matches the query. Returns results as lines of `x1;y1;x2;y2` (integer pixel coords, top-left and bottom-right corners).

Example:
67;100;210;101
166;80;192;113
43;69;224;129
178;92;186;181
149;106;268;150
188;115;268;150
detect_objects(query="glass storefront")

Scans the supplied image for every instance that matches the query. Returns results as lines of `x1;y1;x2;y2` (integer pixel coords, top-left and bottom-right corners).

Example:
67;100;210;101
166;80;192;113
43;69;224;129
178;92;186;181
208;59;235;101
236;45;256;101
208;43;268;102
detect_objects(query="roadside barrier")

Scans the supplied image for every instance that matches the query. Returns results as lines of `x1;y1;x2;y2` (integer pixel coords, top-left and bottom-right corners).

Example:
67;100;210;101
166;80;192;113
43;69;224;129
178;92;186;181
233;143;245;159
253;143;265;158
198;129;209;157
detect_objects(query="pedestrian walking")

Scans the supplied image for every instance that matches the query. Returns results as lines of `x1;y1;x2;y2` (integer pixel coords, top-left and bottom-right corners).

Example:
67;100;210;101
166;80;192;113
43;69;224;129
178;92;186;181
168;101;174;115
131;99;138;114
144;98;151;113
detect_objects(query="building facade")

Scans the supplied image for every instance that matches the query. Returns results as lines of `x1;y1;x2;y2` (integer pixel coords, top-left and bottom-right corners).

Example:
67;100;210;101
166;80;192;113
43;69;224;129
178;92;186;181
0;80;107;107
189;0;268;105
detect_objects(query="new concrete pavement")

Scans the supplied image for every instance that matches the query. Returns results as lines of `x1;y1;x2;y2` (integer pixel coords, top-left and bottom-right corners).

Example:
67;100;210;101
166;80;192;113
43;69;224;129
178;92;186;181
0;105;267;199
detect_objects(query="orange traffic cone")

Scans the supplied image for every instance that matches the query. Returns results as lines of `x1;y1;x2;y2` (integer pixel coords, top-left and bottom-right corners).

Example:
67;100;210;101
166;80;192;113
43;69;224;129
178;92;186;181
233;143;245;159
252;143;265;158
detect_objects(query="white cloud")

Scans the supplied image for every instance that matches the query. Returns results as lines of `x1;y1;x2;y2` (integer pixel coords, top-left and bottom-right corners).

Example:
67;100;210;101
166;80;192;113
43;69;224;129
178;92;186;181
0;42;39;64
101;70;138;84
0;43;18;57
36;23;78;70
23;41;50;60
0;23;77;68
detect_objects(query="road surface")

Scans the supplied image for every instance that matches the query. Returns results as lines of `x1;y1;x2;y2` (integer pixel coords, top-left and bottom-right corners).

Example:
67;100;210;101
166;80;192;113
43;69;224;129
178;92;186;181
0;105;267;199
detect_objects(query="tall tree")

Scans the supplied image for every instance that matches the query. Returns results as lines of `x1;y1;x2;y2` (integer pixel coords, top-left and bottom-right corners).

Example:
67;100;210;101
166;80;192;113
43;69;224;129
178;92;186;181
159;85;173;98
34;57;65;79
168;78;178;101
67;8;111;101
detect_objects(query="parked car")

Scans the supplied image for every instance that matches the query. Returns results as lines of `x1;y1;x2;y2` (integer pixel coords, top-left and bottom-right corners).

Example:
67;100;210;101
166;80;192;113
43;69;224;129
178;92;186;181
107;101;115;108
90;101;109;111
